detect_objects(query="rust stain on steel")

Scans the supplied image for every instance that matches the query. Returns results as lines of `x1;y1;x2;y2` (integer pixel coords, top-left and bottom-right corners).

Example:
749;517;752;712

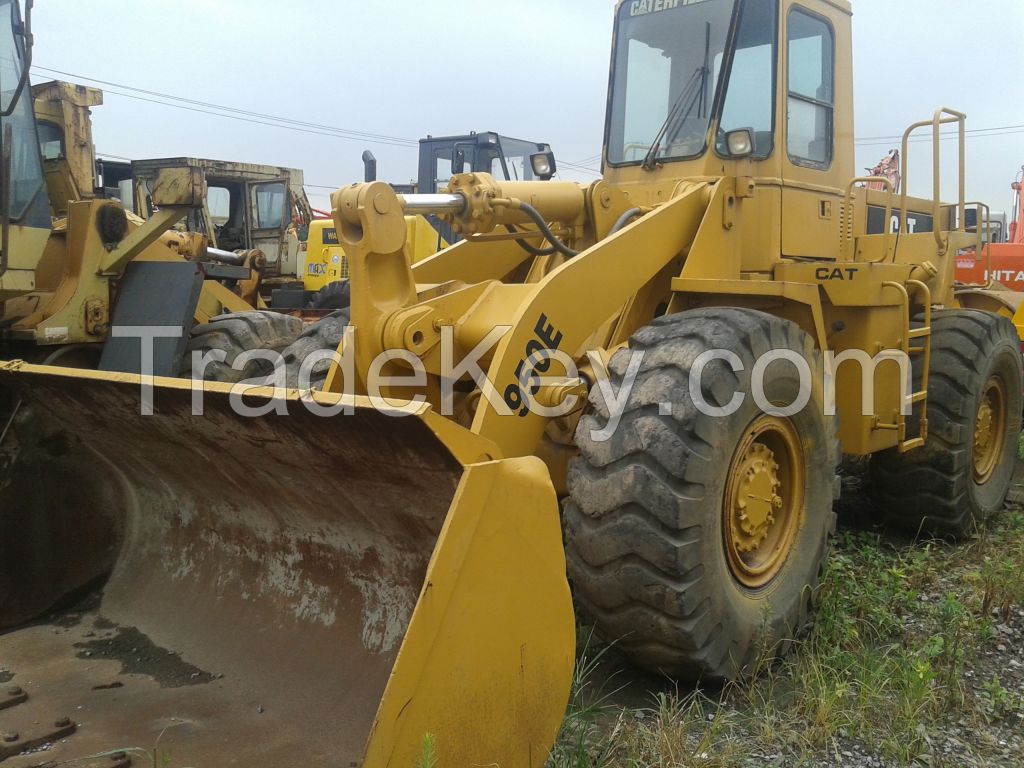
0;367;463;764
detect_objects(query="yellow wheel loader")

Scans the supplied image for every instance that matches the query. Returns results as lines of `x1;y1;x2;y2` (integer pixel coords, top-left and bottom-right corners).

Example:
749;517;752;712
0;0;257;630
2;0;1022;767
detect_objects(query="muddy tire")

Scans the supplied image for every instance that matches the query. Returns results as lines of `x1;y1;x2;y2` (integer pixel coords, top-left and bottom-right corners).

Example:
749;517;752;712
276;309;350;389
564;308;839;681
306;280;350;311
870;310;1022;538
181;311;303;383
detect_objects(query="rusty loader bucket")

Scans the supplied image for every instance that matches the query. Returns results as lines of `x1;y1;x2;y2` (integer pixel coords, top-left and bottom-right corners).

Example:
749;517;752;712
0;363;574;767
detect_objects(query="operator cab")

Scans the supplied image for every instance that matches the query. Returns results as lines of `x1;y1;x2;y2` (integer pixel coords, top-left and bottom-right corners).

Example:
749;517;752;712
417;132;556;193
606;0;839;169
605;0;854;261
415;132;556;244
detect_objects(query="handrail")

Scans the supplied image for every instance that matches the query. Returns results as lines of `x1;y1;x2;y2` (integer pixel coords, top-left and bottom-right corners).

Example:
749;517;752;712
898;107;967;254
906;278;933;414
879;279;932;452
958;201;993;290
843;176;894;262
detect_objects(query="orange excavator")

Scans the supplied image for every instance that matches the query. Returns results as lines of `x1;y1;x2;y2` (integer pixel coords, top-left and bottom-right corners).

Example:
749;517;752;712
958;165;1024;288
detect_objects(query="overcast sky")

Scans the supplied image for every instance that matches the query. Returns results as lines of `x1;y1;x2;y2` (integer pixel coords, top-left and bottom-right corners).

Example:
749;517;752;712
30;0;1024;213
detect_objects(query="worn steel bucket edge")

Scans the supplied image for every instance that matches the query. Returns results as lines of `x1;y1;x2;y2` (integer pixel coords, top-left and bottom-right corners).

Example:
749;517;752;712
365;455;576;766
0;360;577;766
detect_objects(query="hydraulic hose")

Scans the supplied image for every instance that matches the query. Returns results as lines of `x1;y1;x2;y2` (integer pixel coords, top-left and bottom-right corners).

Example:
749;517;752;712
508;206;641;257
516;202;579;258
506;224;557;257
608;208;643;236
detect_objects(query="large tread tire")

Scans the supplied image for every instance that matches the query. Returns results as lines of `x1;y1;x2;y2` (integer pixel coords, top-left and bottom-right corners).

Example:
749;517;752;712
181;311;303;383
306;280;350;311
564;308;839;681
276;309;350;389
870;310;1023;538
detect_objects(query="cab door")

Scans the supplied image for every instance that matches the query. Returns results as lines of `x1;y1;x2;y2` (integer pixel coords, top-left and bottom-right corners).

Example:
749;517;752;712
249;179;290;275
780;2;849;259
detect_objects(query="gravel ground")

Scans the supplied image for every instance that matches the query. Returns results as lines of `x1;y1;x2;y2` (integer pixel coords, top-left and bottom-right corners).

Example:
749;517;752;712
733;585;1024;768
775;467;1024;767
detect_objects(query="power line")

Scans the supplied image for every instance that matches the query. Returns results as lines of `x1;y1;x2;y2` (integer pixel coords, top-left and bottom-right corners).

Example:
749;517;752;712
856;123;1024;143
559;161;602;176
98;86;418;148
36;65;606;175
856;128;1024;149
32;65;419;149
38;64;1024;164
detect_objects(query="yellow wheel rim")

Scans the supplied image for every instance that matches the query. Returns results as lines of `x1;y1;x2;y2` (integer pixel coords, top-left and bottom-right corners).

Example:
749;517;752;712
723;416;804;590
973;376;1007;485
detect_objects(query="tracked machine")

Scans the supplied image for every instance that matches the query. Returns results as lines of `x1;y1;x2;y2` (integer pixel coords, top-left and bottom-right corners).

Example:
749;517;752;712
2;0;1021;766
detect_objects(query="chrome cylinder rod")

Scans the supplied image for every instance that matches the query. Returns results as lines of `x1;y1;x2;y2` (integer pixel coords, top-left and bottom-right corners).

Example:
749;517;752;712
398;194;466;214
206;247;247;265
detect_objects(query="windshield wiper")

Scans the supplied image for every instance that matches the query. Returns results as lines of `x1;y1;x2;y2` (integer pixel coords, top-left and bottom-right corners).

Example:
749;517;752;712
641;22;712;171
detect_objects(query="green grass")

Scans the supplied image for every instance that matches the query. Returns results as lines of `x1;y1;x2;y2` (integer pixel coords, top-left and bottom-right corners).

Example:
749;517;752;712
415;733;439;768
548;514;1024;767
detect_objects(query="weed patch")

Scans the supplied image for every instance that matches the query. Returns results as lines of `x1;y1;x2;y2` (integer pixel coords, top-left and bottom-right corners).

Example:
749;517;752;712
550;515;1024;767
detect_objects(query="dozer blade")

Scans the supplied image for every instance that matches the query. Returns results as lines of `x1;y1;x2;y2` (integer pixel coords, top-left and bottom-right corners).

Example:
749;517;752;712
0;363;574;767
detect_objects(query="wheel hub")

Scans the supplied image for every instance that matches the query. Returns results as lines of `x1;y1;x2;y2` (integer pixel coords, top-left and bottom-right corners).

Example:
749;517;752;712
973;376;1007;485
733;444;783;552
974;402;993;455
723;417;804;590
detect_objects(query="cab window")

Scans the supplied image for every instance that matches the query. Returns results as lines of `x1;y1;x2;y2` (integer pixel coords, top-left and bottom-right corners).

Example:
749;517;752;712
254;181;287;229
0;0;45;222
433;156;453;189
787;8;834;168
37;121;64;161
208;186;231;226
716;0;777;159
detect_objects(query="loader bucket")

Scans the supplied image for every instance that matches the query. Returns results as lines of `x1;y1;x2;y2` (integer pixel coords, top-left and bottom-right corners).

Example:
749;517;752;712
0;363;574;767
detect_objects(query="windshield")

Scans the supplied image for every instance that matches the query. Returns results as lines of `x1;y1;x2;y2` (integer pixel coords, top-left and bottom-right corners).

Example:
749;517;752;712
607;0;736;165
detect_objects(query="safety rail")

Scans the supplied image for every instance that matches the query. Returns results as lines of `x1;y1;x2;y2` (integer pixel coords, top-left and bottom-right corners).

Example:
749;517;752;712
877;279;932;453
842;176;894;263
956;201;994;290
898;107;967;254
